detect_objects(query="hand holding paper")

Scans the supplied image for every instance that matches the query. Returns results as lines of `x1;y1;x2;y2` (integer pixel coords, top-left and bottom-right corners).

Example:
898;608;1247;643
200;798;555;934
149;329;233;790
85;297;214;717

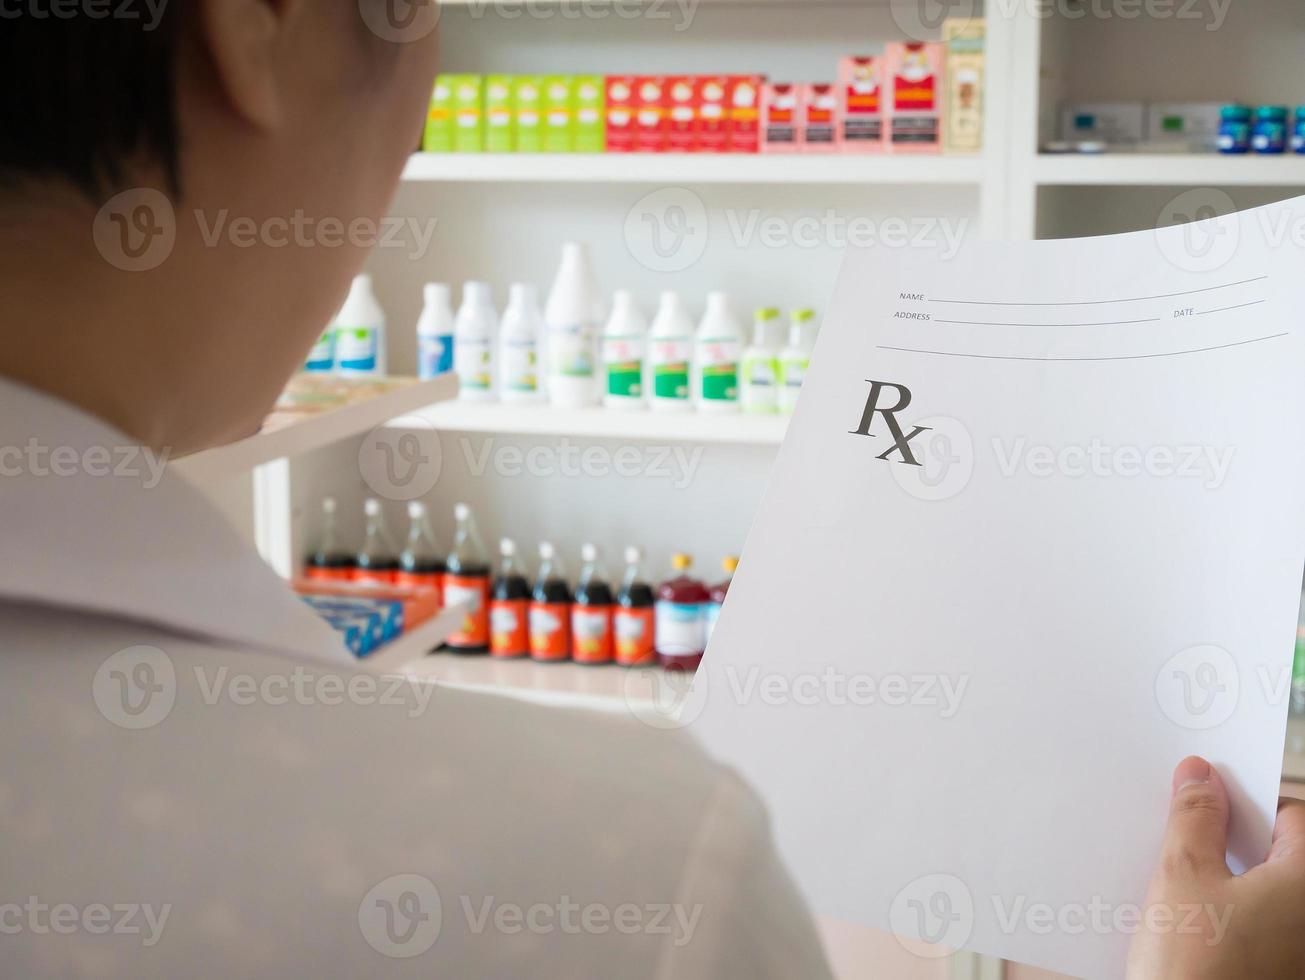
689;197;1305;978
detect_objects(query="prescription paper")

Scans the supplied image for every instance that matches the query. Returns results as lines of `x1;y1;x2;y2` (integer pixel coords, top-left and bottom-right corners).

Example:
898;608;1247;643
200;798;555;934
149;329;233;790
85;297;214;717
690;197;1305;978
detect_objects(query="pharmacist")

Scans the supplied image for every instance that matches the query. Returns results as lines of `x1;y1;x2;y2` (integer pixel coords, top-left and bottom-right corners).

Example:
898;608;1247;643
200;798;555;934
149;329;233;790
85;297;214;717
0;5;1300;979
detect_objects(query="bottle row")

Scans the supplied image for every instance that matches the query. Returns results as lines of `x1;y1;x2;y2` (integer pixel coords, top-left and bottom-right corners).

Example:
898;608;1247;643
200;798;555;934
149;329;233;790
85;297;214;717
307;242;821;414
422;25;984;156
305;497;736;671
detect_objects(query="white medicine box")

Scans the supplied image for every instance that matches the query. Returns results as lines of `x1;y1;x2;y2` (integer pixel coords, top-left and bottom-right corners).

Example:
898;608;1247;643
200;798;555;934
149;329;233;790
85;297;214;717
1145;102;1224;150
1060;103;1145;145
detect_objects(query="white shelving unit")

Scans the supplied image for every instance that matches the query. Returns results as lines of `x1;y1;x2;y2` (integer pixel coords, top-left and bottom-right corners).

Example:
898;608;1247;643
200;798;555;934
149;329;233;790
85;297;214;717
402;151;986;185
392;400;789;445
229;8;1305;974
1034;153;1305;187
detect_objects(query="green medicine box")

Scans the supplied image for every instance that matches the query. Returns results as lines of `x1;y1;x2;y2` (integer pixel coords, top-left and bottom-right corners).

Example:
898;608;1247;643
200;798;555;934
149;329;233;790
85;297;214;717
573;75;607;153
484;75;515;154
422;76;454;153
543;76;575;153
451;74;485;153
513;76;545;153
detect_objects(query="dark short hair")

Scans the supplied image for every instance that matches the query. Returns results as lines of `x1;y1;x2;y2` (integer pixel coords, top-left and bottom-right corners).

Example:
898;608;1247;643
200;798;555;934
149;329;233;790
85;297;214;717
0;7;187;202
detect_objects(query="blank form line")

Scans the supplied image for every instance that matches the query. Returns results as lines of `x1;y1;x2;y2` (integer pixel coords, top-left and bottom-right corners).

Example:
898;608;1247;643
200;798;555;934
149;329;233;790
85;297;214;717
933;317;1162;327
877;332;1288;363
1196;300;1266;316
929;276;1268;308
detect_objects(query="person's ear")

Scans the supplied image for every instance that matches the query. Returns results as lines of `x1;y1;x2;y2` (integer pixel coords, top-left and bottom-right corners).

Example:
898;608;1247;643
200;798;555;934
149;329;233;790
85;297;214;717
194;0;304;132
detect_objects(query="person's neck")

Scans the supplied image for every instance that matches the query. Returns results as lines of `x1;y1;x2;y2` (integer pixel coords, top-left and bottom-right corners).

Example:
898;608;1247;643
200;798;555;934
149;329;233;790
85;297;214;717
0;189;210;455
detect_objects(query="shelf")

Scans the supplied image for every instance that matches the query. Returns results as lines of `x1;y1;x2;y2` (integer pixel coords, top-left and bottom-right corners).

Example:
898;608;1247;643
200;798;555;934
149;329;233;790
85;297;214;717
362;601;473;674
1034;154;1305;187
174;373;459;484
389;399;790;446
402;152;985;186
401;652;663;712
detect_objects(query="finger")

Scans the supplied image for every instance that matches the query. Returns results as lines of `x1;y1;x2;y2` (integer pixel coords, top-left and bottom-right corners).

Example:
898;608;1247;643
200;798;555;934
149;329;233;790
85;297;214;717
1266;797;1305;866
1160;756;1233;883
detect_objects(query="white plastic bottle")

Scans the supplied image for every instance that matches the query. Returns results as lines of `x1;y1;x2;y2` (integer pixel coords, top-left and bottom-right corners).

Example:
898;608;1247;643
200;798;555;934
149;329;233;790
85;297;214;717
601;290;648;410
416;283;455;380
646;291;695;413
693;291;744;413
544;242;605;408
779;308;818;414
333;274;387;377
454;282;498;402
499;283;543;403
740;307;780;414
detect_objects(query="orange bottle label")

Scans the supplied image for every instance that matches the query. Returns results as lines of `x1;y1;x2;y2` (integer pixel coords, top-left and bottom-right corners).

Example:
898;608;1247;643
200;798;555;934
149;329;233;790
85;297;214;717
306;566;354;583
353;568;397;587
572;606;613;664
489;598;530;657
608;613;652;668
394;570;443;607
444;574;490;647
529;602;571;661
614;608;657;666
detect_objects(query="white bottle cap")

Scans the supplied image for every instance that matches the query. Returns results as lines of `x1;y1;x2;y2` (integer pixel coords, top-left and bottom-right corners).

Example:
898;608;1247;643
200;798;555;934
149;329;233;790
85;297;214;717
500;538;516;556
408;501;426;520
613;289;633;308
539;541;556;560
364;498;382;517
454;502;471;521
424;283;450;307
322;497;337;515
581;543;598;563
464;282;492;306
509;283;536;307
706;291;730;314
659;290;680;308
624;545;642;564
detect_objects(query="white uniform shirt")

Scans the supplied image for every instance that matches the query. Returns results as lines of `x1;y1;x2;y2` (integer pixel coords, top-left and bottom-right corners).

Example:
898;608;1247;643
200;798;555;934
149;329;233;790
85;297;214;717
0;378;833;979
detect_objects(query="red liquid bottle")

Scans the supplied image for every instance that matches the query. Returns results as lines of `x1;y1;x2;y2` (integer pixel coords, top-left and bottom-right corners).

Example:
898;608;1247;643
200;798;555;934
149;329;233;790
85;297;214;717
355;498;400;585
572;543;614;665
305;497;355;582
704;555;738;650
614;546;656;667
444;503;491;654
396;501;446;605
530;542;573;662
489;538;530;658
655;553;709;672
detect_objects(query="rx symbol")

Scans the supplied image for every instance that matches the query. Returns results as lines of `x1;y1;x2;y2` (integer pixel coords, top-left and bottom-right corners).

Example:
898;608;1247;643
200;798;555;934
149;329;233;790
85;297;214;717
849;380;932;466
375;890;430;945
110;662;166;717
908;891;962;945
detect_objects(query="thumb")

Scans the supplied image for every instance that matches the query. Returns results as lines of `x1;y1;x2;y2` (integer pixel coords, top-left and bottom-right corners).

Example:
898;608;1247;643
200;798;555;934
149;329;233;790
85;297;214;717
1159;756;1233;883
